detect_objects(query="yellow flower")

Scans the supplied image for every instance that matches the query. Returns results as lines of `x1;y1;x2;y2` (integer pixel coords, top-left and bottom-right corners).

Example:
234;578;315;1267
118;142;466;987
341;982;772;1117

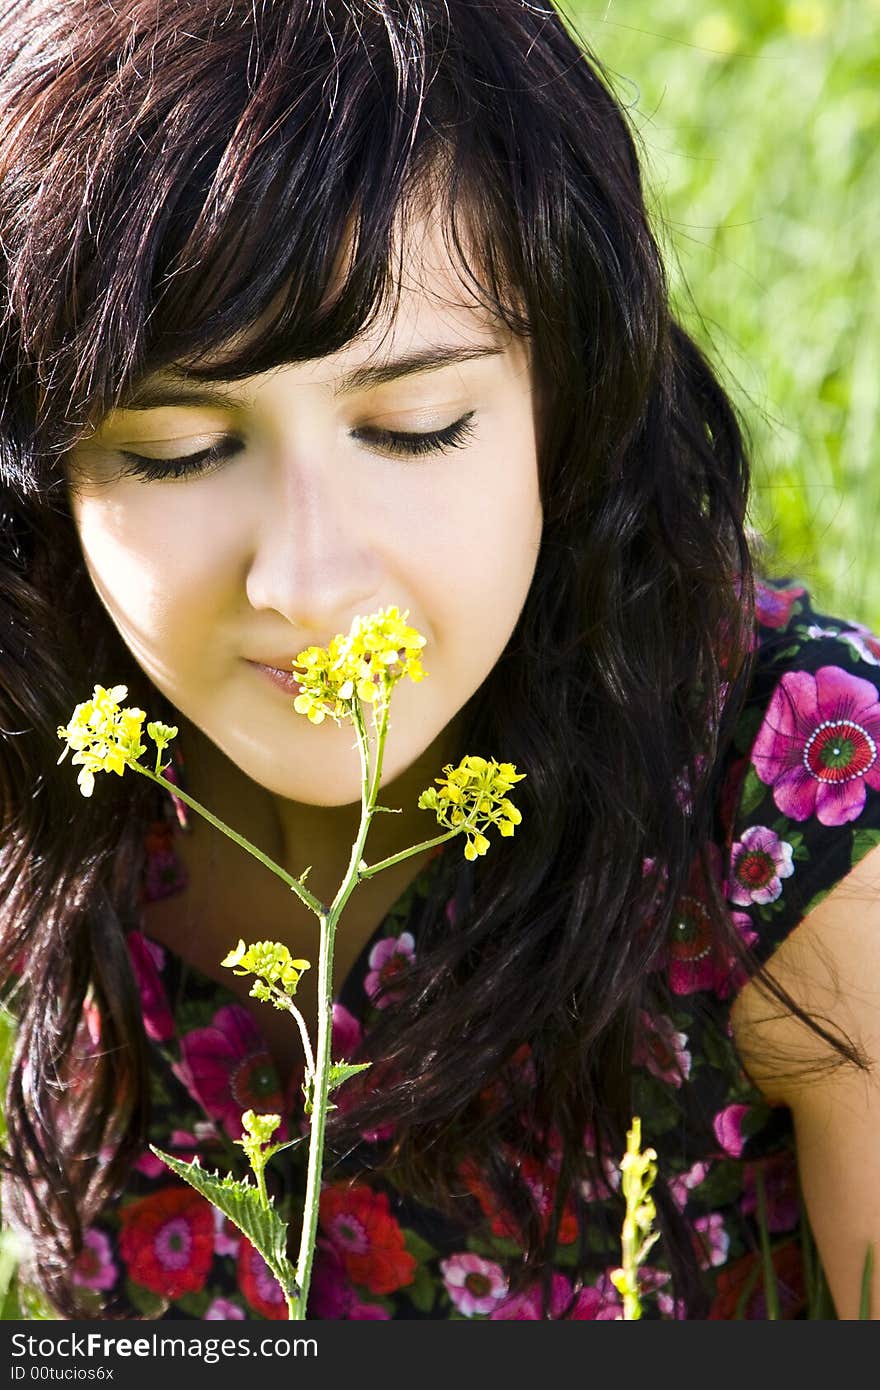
57;684;147;797
221;939;311;1002
291;606;427;726
418;755;526;859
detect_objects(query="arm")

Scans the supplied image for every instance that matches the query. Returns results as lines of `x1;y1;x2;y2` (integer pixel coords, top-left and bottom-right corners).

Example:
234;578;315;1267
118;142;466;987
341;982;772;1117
730;839;880;1320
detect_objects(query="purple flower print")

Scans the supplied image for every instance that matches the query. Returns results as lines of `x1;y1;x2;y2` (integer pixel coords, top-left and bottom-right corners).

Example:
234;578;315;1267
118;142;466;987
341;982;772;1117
633;1010;691;1087
491;1272;621;1320
127;932;175;1043
307;1244;391;1320
713;1103;750;1158
331;1002;363;1058
727;826;794;906
364;931;416;1008
751;665;880;826
742;1153;800;1233
177;1004;284;1140
668;1160;711;1211
692;1212;730;1269
73;1229;117;1291
440;1252;508;1316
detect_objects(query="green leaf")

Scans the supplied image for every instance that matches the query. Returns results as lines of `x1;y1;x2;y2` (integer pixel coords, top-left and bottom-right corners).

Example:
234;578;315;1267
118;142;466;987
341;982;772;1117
736;766;767;819
404;1262;436;1313
151;1149;296;1300
852;828;880;865
328;1060;372;1091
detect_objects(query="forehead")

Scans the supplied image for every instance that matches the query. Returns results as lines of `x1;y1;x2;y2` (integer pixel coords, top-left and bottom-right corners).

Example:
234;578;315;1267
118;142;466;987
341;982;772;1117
150;206;513;391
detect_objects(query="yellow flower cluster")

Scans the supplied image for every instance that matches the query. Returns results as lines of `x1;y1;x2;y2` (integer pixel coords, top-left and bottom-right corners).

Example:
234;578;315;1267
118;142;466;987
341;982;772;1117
56;684;148;798
418;755;526;861
292;606;427;726
221;938;311;1008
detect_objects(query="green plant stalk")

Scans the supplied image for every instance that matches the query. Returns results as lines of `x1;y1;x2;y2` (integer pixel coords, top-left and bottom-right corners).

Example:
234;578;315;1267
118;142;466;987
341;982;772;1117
754;1167;781;1320
287;694;391;1319
133;765;325;917
618;1212;643;1321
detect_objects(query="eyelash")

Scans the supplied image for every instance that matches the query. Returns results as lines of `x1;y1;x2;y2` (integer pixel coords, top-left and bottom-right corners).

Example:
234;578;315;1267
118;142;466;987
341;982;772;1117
118;412;478;481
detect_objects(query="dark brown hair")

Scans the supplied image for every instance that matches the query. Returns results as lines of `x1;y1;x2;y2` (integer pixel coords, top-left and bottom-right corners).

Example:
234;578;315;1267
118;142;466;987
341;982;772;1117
0;0;833;1318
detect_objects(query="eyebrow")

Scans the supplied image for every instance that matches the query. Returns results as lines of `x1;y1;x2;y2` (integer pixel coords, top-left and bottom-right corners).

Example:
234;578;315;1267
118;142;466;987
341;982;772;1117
117;343;507;412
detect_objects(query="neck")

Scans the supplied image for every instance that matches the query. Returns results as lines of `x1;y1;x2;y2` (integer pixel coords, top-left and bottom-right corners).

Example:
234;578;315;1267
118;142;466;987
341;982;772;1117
174;713;464;912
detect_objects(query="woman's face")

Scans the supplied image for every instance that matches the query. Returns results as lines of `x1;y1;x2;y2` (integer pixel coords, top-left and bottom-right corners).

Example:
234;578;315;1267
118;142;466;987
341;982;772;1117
65;215;543;807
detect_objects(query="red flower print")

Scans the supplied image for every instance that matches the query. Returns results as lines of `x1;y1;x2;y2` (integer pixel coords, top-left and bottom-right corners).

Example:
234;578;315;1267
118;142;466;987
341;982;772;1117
459;1154;578;1245
177;1004;283;1139
237;1239;288;1320
752;665;880;826
754;581;805;630
709;1241;805;1319
319;1182;416;1295
118;1187;214;1298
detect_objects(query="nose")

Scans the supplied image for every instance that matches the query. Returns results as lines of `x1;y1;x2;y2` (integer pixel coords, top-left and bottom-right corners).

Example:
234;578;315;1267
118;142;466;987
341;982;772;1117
244;447;383;637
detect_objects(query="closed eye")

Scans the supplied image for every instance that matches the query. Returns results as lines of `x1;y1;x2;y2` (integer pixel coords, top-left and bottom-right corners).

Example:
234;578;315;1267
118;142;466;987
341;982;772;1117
117;412;478;481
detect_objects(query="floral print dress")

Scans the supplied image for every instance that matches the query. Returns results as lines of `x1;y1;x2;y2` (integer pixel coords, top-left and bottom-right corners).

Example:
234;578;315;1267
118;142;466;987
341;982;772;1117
69;577;880;1320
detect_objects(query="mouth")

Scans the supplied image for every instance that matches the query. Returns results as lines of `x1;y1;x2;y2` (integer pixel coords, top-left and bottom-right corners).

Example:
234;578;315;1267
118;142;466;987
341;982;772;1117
246;660;301;696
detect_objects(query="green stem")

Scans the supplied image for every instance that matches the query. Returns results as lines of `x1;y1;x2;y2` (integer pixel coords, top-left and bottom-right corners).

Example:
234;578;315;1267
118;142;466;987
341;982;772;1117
288;695;383;1319
359;828;462;878
132;763;326;916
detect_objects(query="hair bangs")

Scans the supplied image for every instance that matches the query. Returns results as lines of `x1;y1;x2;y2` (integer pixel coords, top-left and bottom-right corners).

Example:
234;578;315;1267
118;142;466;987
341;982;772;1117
0;0;534;490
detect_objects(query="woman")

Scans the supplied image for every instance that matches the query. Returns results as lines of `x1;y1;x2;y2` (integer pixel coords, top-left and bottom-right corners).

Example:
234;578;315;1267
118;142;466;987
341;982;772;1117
0;0;877;1319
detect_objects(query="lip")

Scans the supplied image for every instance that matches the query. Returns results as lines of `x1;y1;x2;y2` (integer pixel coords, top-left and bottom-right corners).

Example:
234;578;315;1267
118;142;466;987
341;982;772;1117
246;659;302;696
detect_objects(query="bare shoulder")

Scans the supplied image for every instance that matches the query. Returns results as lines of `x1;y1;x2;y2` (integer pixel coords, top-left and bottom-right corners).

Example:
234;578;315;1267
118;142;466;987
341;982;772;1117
730;837;880;1104
730;839;880;1319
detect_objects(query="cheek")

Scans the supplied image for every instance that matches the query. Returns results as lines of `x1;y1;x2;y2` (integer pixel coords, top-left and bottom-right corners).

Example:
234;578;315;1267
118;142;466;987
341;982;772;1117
73;493;231;654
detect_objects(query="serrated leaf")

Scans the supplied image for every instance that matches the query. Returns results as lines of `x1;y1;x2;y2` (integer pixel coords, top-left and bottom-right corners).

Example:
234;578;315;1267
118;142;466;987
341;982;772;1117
151;1149;296;1299
328;1060;372;1091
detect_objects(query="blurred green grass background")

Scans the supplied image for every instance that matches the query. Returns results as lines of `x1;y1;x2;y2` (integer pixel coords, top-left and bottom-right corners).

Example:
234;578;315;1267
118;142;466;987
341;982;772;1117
567;0;880;627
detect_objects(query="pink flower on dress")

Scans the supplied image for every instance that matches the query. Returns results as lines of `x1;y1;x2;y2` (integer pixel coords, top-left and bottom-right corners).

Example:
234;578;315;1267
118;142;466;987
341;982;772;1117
668;1160;711;1210
133;1150;167;1179
364;932;416;1007
441;1253;508;1316
73;1228;117;1291
727;826;795;906
713;1103;750;1157
177;1004;283;1140
692;1212;730;1269
755;581;805;629
212;1207;240;1258
634;1010;691;1087
127;932;175;1043
569;1272;623;1320
751;666;880;826
203;1298;245;1319
332;1003;363;1058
